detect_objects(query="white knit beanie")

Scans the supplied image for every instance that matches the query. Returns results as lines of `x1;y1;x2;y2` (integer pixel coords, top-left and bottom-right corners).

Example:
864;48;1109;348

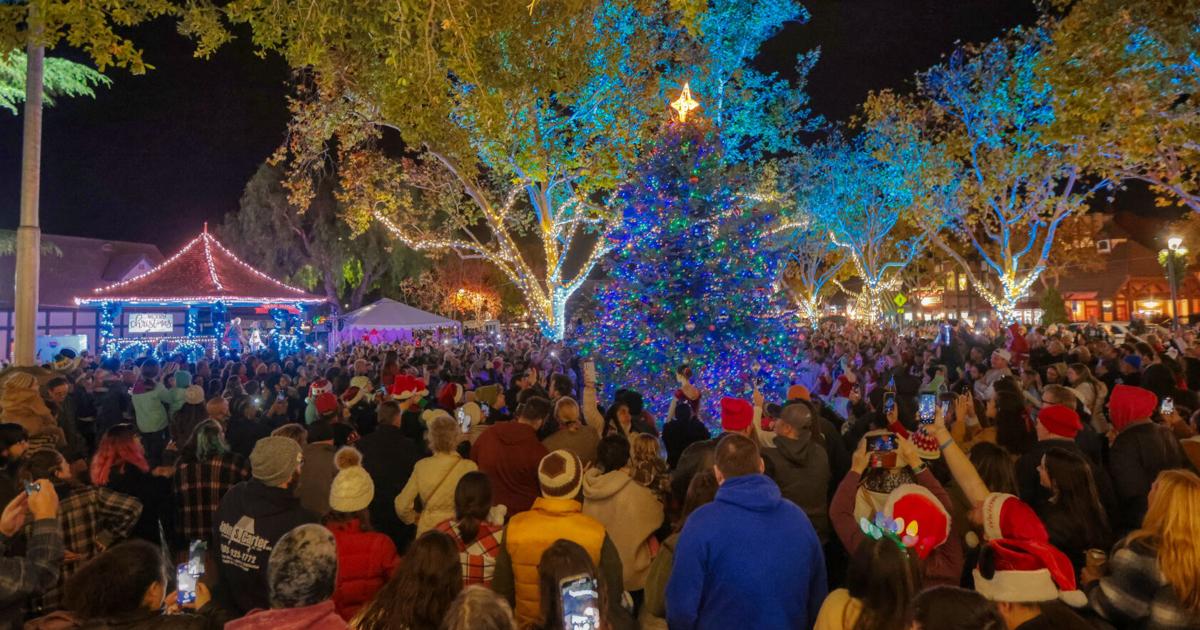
329;447;374;513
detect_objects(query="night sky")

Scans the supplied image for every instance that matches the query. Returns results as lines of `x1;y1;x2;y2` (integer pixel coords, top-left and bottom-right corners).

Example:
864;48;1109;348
0;0;1039;252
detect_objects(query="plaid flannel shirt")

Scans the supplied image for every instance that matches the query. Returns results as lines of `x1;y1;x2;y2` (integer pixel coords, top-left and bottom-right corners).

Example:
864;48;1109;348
0;518;63;623
173;453;250;543
29;484;142;614
435;518;505;587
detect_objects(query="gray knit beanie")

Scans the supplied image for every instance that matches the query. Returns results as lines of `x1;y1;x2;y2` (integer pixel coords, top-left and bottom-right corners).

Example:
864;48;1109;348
250;436;303;486
268;524;338;608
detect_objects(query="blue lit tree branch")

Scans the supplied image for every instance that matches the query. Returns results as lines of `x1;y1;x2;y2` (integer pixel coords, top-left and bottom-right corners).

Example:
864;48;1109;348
793;132;928;323
912;31;1112;322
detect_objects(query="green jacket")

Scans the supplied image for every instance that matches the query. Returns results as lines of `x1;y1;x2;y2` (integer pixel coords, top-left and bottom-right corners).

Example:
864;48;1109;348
639;532;677;629
131;382;172;433
167;371;193;415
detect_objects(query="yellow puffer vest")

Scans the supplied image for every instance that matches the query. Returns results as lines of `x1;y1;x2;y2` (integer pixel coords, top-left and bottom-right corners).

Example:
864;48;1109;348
506;497;606;627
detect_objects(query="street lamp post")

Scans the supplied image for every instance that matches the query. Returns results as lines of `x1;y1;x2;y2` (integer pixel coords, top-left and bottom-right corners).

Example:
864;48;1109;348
1166;236;1185;331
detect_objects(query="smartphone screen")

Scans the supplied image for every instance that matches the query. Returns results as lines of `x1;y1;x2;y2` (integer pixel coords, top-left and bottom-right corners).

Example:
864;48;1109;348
560;574;601;630
176;563;197;605
919;393;936;423
883;392;896;415
456;407;471;433
867;433;897;452
1161;397;1175;416
583;361;596;383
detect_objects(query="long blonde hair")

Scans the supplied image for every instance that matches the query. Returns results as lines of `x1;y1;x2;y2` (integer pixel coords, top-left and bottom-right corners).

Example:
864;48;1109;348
1128;469;1200;613
628;433;668;496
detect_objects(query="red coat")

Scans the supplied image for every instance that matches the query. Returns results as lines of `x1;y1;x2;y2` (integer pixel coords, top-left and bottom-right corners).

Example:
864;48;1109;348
326;519;399;620
471;422;548;516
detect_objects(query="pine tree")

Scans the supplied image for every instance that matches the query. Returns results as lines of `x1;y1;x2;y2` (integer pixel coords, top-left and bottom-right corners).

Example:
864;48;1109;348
583;116;792;427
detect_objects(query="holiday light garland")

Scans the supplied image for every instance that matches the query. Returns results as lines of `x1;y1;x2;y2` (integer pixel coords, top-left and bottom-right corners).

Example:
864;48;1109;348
77;227;325;305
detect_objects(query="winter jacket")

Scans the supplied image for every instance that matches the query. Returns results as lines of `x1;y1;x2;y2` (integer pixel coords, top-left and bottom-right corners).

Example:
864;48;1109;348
325;519;399;621
224;600;347;630
814;588;863;630
0;518;62;629
666;474;828;630
542;426;600;468
105;466;174;545
491;497;623;628
212;480;318;615
130;381;172;433
763;434;833;544
1087;537;1200;630
434;518;505;587
395;452;477;535
830;469;963;588
660;417;711;469
296;442;337;517
93;380;132;438
581;468;664;591
638;532;677;630
225;417;271;462
167;372;193;416
470;422;548;516
31;482;142;614
1107;421;1189;534
355;424;422;551
23;606;226;630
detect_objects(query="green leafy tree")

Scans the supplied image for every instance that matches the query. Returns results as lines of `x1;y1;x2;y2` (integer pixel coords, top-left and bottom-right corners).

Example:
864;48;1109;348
1158;249;1189;288
0;50;109;113
1040;286;1070;325
219;162;424;312
0;1;173;73
1042;0;1200;212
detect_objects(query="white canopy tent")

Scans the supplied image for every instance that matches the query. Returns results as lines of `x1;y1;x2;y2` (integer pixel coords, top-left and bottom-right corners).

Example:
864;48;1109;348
337;298;461;346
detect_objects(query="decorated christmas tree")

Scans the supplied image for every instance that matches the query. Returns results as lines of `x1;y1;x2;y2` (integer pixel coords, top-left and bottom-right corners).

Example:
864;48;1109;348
583;86;793;428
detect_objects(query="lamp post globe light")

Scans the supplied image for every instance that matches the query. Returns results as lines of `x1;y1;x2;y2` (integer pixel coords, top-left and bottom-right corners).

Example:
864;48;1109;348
1164;236;1186;331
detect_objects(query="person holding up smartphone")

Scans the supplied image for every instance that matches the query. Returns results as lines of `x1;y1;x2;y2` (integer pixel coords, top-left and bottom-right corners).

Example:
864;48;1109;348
0;480;61;626
832;434;963;587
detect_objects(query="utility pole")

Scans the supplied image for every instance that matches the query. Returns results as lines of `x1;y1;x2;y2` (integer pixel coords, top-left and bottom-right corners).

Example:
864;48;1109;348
12;15;44;366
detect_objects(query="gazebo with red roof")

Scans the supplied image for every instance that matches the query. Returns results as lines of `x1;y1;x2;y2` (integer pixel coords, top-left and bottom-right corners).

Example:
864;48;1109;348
76;225;326;357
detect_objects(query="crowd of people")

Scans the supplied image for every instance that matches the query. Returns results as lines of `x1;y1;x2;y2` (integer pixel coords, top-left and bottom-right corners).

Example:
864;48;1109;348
0;318;1198;630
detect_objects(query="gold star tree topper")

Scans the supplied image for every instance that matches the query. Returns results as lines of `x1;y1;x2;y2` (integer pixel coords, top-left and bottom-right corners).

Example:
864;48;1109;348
671;82;700;123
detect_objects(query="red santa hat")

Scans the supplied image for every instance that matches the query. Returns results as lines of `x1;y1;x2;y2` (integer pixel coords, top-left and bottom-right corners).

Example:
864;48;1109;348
974;538;1086;607
438;382;465;410
720;397;754;432
308;378;332;399
981;492;1049;543
390;375;428;401
883;484;951;559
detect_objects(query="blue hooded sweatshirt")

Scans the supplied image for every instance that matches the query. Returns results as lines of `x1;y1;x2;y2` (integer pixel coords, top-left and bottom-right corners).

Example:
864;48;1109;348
666;473;827;630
